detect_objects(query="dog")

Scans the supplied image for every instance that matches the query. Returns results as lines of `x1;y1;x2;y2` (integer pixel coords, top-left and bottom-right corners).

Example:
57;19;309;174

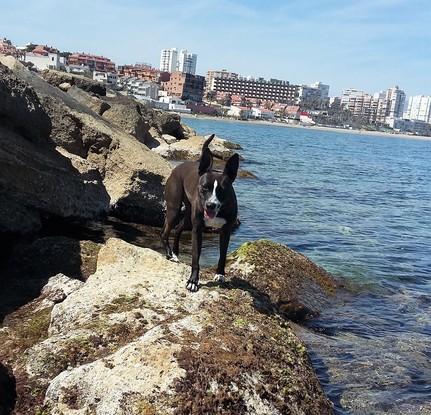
161;134;239;292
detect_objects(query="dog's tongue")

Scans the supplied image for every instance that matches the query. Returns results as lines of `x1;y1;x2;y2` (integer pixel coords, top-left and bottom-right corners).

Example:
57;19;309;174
204;209;216;219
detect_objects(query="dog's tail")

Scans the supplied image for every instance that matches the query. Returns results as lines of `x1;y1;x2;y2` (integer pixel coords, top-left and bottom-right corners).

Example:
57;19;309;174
202;134;215;152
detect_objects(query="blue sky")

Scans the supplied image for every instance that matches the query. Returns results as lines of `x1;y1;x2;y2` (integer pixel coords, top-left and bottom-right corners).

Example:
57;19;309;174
1;0;430;96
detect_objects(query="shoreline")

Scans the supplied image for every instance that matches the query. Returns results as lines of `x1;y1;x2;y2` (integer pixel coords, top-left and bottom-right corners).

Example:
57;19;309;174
181;113;431;142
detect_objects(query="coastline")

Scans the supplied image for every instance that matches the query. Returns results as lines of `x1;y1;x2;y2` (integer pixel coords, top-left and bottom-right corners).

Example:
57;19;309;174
181;113;431;142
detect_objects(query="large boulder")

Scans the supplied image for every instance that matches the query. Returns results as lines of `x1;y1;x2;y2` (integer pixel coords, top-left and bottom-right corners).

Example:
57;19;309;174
3;238;333;414
153;134;241;161
0;63;51;142
0;56;171;227
41;69;106;96
225;240;338;321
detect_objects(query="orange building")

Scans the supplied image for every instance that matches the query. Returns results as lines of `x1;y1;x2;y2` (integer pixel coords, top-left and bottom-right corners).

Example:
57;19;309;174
162;71;204;102
68;53;115;72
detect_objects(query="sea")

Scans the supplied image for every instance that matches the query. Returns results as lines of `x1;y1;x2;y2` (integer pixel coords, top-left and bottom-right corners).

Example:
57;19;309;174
184;117;431;415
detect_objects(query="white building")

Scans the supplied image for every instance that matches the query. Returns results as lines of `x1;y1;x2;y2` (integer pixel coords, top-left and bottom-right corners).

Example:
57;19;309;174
177;49;197;75
341;88;366;107
386;86;406;119
159;96;191;113
93;71;118;86
251;107;275;120
159;48;178;72
227;106;252;119
387;118;431;135
24;52;63;71
403;95;431;123
159;48;197;74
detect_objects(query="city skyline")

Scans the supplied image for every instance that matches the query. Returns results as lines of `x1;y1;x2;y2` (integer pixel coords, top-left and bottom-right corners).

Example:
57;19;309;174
1;0;430;97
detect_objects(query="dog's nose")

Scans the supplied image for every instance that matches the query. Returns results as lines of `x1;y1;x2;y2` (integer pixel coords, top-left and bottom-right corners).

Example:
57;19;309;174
206;202;217;210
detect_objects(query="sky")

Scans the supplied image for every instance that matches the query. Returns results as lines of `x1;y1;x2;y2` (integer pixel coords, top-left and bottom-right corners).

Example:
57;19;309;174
1;0;430;96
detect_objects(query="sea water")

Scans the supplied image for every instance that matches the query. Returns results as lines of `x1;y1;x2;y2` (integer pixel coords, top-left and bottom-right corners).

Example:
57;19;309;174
185;117;431;415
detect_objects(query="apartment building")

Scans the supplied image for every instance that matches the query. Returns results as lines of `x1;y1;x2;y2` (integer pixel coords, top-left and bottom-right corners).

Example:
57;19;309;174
207;74;299;104
68;53;115;72
162;71;205;102
160;48;198;74
403;95;431;123
118;64;162;83
0;37;20;57
177;49;197;75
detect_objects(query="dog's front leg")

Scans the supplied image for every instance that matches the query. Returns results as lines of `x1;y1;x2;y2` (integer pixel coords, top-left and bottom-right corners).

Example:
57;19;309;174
186;222;203;292
214;224;233;283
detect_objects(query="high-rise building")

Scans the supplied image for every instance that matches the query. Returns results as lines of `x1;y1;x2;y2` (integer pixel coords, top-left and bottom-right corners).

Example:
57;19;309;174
385;86;406;119
159;48;197;74
159;48;178;72
403;95;431;123
161;71;205;102
310;81;330;100
177;49;197;75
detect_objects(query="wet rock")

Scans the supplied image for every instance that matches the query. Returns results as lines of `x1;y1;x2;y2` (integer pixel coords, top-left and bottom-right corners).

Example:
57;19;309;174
5;238;332;414
225;240;337;321
238;169;258;179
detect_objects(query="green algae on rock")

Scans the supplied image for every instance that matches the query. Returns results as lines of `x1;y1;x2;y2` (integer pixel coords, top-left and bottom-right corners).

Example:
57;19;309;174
225;240;338;321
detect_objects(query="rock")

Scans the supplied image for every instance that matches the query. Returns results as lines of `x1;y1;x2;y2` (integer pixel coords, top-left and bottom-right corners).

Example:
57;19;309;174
41;69;106;96
225;240;337;321
5;238;332;414
0;125;110;235
40;274;84;305
58;82;72;91
0;63;51;142
153;134;242;161
180;123;196;138
161;133;178;144
0;56;171;227
67;85;111;115
101;98;150;145
147;110;184;138
238;169;258;179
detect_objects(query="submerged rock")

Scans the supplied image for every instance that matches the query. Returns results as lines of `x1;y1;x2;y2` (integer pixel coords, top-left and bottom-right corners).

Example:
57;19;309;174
3;238;333;414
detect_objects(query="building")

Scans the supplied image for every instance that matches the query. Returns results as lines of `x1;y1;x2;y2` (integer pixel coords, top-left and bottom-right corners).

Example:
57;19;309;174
385;86;406;119
227;106;252;120
177;49;197;75
403;95;431;123
251;107;275;120
161;71;204;102
24;52;63;71
159;96;191;113
68;53;115;72
118;64;162;83
207;73;299;104
205;69;238;94
159;48;178;72
93;71;118;87
310;81;330;100
160;48;198;74
0;38;21;57
387;118;431;136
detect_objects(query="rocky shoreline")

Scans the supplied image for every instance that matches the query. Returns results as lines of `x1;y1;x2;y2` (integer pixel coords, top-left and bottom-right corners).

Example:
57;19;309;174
1;57;337;414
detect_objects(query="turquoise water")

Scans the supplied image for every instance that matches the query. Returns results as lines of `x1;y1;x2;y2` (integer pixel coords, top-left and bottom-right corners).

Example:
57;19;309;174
185;118;431;414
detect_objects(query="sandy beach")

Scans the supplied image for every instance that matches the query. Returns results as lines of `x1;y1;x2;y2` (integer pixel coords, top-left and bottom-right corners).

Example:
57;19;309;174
181;113;431;142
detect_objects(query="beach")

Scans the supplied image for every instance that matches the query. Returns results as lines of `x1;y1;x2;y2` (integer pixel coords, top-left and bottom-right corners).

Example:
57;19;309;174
181;113;431;142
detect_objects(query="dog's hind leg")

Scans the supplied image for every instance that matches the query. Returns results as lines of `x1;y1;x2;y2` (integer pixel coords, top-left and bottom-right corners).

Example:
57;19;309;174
173;200;191;257
161;207;180;262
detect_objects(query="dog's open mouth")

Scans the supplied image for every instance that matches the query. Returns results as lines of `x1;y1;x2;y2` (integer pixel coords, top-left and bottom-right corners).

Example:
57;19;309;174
204;209;217;220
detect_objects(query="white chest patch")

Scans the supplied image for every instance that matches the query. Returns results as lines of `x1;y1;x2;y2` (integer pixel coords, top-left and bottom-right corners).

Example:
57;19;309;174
204;216;227;228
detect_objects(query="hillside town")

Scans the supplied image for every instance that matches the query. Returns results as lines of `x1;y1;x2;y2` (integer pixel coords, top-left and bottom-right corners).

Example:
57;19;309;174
1;37;430;136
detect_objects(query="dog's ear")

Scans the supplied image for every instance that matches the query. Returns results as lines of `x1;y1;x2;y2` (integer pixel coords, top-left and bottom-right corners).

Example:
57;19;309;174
199;147;213;176
224;153;239;182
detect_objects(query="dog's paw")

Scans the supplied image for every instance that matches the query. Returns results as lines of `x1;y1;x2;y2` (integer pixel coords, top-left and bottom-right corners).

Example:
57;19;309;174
214;274;225;283
170;253;179;263
186;280;199;292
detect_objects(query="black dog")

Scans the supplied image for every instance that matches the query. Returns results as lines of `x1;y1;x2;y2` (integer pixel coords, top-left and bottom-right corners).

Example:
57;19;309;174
161;134;239;292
